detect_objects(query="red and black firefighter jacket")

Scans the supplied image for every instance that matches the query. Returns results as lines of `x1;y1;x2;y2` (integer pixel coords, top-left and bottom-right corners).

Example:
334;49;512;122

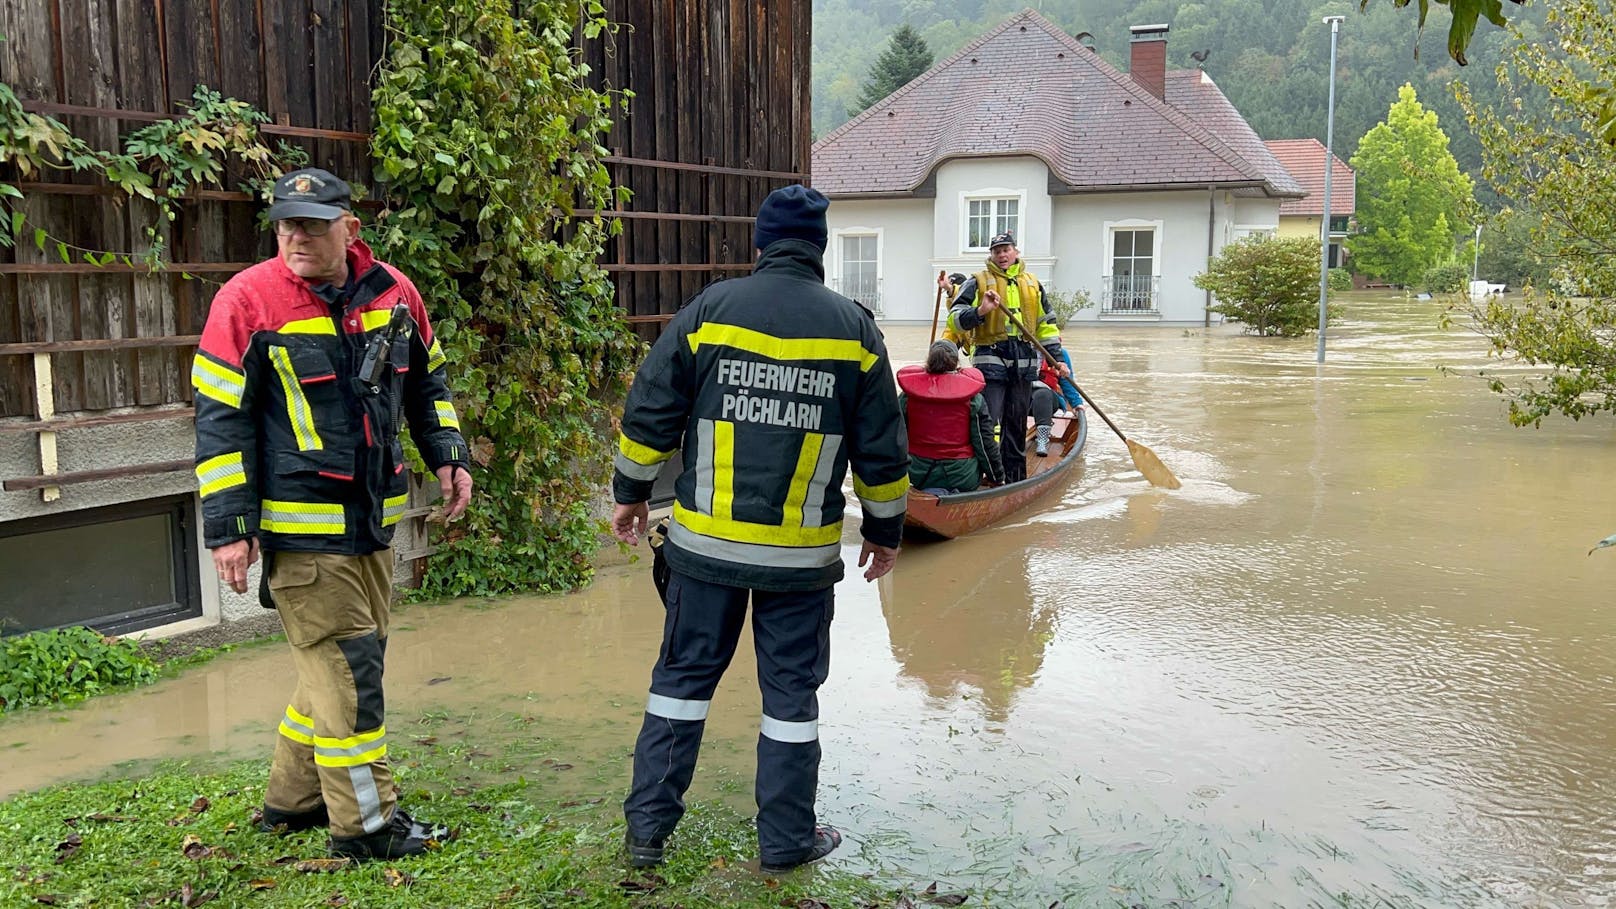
192;239;468;554
897;365;1004;492
612;239;910;592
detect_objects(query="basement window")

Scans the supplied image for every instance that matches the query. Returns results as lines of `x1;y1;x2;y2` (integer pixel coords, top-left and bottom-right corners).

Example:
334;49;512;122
0;495;202;637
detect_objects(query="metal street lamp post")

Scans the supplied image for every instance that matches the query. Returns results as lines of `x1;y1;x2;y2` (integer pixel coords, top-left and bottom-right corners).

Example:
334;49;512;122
1472;223;1482;283
1318;14;1344;364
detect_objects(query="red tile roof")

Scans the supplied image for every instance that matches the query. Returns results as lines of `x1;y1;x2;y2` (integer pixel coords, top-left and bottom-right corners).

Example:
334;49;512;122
1263;138;1355;216
811;9;1303;199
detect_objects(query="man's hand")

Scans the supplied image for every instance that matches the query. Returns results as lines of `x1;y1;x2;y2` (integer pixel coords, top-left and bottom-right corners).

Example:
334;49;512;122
212;538;260;595
1055;361;1071;379
858;539;898;581
436;465;472;522
937;271;951;292
613;501;649;545
979;289;1001;314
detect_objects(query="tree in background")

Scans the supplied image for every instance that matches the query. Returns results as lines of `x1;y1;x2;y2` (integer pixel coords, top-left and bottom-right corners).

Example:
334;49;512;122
1349;84;1474;286
854;24;935;114
1456;0;1616;429
1195;237;1329;337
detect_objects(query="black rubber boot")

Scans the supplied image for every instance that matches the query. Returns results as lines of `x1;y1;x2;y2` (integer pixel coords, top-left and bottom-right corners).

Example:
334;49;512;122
258;803;328;834
625;831;666;868
328;809;449;861
760;824;842;874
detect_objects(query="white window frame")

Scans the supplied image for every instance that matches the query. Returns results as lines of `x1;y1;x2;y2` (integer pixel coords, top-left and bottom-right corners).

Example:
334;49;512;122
830;226;883;312
1101;218;1164;280
960;188;1026;253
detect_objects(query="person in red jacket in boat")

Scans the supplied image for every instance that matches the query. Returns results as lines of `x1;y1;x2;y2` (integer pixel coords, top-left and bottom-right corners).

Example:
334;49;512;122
897;340;1005;492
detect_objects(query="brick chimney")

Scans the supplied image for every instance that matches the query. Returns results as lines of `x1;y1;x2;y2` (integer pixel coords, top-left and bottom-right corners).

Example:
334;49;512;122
1129;24;1169;100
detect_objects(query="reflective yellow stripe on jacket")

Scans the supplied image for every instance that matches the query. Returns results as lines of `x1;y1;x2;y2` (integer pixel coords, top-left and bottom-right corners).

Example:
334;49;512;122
615;432;676;482
261;500;345;535
855;473;909;519
267;347;323;451
686;322;880;372
195;452;247;498
191;355;246;409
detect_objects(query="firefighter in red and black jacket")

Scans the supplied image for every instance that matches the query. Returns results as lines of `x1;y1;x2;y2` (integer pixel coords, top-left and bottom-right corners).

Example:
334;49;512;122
192;168;471;862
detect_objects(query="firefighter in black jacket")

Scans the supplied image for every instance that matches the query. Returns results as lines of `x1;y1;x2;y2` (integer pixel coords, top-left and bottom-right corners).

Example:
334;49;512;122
611;185;909;874
193;168;472;861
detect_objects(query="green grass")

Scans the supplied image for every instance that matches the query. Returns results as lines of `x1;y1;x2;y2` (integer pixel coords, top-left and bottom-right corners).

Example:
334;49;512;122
0;748;907;908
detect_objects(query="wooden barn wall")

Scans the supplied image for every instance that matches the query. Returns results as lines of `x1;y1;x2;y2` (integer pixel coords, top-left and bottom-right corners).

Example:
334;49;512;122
0;0;382;420
585;0;813;342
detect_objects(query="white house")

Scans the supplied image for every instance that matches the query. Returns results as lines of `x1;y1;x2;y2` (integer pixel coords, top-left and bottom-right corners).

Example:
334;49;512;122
812;10;1303;326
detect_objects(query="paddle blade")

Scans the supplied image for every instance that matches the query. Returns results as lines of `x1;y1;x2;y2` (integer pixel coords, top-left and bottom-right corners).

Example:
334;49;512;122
1127;439;1181;489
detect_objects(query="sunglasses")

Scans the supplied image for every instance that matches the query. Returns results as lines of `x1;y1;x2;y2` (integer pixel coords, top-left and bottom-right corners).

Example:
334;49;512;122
273;217;339;237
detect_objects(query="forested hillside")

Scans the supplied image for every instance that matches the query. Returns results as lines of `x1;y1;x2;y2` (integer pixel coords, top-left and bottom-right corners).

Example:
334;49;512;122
813;0;1546;191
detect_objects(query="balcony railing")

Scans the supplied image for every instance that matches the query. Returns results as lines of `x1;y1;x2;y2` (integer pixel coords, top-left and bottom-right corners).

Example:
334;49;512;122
830;276;883;316
1101;274;1159;314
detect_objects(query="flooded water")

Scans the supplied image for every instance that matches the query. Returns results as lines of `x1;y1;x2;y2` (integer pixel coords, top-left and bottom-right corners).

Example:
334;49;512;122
5;294;1615;906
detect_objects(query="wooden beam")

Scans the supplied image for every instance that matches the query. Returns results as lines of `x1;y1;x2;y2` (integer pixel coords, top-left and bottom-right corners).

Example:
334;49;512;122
574;209;757;224
0;262;252;274
0;405;192;433
3;458;192;491
604;263;752;272
17;99;370;141
0;335;199;355
625;314;677;324
603;154;807;181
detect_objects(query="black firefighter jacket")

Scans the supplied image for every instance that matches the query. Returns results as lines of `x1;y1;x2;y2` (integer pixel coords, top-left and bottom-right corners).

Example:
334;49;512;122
192;240;468;555
613;240;910;592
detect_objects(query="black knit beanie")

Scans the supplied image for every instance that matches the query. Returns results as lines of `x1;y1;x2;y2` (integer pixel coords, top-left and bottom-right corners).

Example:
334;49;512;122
754;185;829;252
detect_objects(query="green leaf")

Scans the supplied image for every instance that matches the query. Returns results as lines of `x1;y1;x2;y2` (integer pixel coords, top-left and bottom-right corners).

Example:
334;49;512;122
56;241;70;264
9;209;23;237
33;228;45;252
0;183;21;199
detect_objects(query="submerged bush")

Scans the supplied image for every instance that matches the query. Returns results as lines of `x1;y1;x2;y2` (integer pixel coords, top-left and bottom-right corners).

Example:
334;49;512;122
1422;261;1469;294
1195;236;1329;337
0;626;158;711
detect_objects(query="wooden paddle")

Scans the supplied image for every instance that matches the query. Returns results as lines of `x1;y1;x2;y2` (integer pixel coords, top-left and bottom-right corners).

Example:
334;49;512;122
928;270;946;344
998;300;1182;490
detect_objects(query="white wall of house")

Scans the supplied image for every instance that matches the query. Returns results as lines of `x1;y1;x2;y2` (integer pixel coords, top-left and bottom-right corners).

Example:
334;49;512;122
1052;188;1234;324
822;158;1283;326
825;198;931;321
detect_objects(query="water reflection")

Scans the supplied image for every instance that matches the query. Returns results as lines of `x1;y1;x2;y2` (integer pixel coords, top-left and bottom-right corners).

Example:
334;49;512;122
878;541;1056;727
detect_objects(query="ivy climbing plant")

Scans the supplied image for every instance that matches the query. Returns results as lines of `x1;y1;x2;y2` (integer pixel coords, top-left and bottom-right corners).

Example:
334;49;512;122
0;82;304;267
370;0;640;596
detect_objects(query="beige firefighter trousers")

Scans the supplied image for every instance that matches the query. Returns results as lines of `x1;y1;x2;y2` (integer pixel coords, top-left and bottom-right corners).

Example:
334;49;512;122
263;549;395;838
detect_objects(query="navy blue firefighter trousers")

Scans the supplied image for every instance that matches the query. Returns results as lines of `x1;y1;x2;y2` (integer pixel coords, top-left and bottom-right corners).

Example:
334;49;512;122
624;570;834;866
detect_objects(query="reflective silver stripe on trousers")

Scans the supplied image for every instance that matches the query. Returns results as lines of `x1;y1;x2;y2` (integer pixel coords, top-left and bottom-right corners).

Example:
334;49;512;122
646;693;711;721
349;766;386;834
799;433;843;528
614;450;664;482
666;518;843;570
281;710;314;738
694;419;716;514
761;714;818;743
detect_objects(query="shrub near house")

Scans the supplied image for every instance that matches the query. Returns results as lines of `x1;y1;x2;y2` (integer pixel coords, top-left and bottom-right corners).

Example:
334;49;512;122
1196;236;1328;337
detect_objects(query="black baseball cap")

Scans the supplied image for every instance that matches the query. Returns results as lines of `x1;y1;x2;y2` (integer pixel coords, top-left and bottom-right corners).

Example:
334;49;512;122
989;230;1016;249
266;168;352;221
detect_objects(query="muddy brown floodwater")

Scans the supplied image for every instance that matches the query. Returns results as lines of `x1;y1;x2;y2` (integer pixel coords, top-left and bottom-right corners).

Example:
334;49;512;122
4;294;1614;906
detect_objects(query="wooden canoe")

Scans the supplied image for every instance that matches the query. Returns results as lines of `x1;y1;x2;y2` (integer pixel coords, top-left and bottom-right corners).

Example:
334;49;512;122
903;409;1088;540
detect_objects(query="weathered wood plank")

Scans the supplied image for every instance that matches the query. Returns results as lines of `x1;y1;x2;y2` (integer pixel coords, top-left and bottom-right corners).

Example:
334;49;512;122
115;0;179;405
162;0;219;112
60;0;131;410
2;0;83;413
309;0;345;172
217;0;267;109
